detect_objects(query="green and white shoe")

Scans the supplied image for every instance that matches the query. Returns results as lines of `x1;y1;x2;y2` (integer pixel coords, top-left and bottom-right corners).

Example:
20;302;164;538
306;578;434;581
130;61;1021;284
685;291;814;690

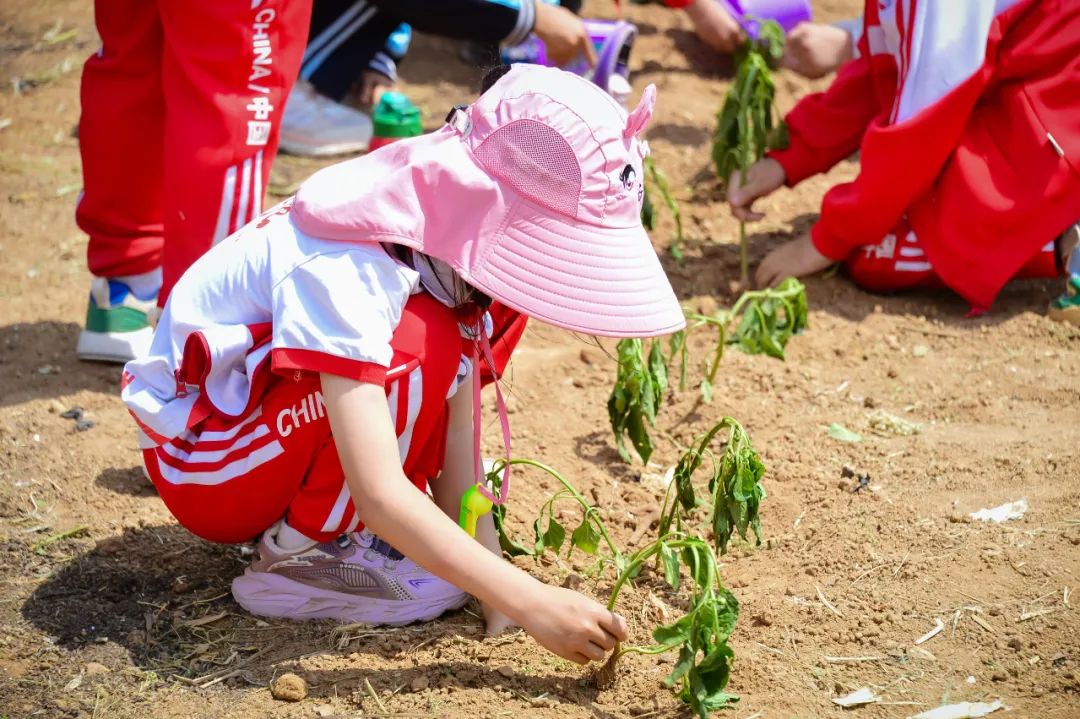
76;276;158;363
1049;274;1080;327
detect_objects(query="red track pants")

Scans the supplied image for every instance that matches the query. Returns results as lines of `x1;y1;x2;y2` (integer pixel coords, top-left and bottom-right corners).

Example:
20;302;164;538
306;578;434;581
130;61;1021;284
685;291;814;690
142;295;465;545
844;219;1059;297
77;0;312;302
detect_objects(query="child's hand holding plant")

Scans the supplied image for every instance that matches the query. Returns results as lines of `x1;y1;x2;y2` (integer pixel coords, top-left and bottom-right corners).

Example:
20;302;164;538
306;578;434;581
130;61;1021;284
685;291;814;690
723;112;832;287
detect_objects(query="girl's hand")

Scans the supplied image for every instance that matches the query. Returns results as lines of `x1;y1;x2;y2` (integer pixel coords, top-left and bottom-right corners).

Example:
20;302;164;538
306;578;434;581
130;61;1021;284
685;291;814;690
683;0;744;54
728;157;786;222
519;585;628;665
756;234;833;288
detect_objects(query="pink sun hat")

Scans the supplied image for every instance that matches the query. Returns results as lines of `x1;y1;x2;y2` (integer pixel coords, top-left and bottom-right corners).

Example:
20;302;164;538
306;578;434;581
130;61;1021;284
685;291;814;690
290;64;685;339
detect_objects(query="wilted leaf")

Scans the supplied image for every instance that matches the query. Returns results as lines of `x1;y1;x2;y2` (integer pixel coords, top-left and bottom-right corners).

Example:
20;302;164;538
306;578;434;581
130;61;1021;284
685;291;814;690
827;423;863;443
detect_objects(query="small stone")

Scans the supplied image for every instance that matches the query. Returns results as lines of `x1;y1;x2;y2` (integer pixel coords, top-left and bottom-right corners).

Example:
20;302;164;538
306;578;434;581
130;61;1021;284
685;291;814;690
495;664;514;678
271;673;307;702
912;344;928;358
884;334;900;350
579;348;603;366
83;662;109;676
410;675;429;692
313;705;334;717
561;573;582;591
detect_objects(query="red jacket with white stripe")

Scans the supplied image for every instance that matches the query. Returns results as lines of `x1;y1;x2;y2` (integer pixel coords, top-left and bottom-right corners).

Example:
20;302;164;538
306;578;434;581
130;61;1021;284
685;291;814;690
769;0;1080;309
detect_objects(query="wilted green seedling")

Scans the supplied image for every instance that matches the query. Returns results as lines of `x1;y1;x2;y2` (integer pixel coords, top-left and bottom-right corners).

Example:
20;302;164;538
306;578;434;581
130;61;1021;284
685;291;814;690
607;337;670;465
687;277;808;403
712;20;788;285
489;460;746;716
598;534;741;717
487;459;626;574
658;417;766;555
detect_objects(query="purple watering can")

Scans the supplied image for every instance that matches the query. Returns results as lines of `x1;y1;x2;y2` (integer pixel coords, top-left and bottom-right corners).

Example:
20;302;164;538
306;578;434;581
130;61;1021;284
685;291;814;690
717;0;812;39
500;19;638;104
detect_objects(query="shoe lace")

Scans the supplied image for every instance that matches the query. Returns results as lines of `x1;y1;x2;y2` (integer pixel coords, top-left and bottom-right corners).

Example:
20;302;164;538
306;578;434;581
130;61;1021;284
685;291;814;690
352;530;404;568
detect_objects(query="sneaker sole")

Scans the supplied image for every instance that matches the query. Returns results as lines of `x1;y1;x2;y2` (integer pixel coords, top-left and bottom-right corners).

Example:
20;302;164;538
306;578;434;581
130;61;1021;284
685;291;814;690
278;137;370;158
1049;303;1080;327
76;327;154;363
231;570;470;625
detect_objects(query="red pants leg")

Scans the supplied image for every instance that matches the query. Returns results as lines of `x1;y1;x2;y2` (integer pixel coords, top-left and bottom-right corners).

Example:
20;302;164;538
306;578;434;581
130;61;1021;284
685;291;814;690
843;224;1060;294
157;0;312;301
77;0;166;278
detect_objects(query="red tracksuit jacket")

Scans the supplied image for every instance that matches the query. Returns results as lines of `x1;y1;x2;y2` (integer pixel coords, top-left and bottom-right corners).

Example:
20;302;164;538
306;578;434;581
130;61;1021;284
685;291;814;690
770;0;1080;310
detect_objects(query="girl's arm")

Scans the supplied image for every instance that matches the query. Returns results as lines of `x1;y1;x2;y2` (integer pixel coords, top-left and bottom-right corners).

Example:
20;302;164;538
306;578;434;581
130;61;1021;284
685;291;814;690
320;373;626;664
430;371;515;634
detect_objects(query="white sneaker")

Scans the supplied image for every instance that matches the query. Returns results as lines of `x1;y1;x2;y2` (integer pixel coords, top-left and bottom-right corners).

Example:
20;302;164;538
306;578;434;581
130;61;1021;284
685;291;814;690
279;81;374;157
232;525;469;625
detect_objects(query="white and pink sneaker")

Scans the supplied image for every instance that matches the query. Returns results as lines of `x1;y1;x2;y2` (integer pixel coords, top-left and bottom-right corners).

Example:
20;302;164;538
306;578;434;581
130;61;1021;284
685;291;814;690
231;524;469;625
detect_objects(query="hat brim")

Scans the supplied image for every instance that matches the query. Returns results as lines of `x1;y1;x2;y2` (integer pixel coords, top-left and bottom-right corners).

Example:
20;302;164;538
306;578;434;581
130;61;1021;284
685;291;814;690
463;196;686;338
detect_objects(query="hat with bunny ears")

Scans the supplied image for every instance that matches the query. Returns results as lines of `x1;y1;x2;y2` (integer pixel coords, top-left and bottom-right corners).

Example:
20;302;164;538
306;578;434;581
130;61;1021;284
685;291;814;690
292;64;685;338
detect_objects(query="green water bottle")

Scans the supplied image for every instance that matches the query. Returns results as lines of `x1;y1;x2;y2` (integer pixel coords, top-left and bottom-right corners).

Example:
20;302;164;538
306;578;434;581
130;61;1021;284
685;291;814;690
369;92;423;152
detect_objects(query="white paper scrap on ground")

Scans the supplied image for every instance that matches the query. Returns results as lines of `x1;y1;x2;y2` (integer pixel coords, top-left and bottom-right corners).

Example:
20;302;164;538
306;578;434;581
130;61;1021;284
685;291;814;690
970;498;1028;522
915;617;945;645
832;687;879;707
909;700;1004;719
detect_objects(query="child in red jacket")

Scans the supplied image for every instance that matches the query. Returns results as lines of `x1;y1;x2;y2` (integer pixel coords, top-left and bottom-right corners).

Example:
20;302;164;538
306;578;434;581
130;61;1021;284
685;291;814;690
727;0;1080;319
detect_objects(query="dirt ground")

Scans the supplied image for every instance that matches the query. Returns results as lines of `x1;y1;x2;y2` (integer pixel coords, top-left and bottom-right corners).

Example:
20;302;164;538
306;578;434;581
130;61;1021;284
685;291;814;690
1;0;1079;717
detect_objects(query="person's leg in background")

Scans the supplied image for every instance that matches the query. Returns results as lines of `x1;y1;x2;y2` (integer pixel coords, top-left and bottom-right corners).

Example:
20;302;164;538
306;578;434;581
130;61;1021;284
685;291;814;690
157;0;312;303
75;0;166;362
280;0;402;157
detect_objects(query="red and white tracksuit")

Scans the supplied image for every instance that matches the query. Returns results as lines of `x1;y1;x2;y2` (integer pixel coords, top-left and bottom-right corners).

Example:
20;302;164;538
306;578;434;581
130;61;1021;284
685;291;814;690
76;0;312;301
770;0;1080;310
140;294;466;545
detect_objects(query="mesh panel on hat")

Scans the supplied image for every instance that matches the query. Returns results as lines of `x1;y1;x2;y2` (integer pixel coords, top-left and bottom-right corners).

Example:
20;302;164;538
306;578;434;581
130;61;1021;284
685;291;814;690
473;119;582;218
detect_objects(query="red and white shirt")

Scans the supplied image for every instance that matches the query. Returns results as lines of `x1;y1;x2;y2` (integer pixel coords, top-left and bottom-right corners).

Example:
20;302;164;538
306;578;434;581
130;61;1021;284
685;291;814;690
122;200;469;449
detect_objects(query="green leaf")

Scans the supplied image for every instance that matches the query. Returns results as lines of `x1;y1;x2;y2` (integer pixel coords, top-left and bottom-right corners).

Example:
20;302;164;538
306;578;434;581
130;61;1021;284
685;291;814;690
532;517;546;555
827;423;863;443
542;516;565;552
570;518;601;555
640;182;655;230
647;340;669;397
652;610;694;649
660;543;681;590
663;645;695;688
493;504;533;557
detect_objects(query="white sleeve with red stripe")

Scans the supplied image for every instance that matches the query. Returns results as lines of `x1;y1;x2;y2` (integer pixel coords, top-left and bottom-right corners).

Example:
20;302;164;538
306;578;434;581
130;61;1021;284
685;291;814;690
810;0;1022;259
270;245;420;385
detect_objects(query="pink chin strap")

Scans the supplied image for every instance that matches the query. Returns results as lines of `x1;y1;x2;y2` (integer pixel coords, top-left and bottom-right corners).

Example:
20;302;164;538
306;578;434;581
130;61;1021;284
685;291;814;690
471;327;512;505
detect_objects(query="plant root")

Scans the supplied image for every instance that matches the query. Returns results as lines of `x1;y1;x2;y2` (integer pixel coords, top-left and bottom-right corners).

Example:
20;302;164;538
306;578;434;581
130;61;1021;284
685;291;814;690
593;645;621;690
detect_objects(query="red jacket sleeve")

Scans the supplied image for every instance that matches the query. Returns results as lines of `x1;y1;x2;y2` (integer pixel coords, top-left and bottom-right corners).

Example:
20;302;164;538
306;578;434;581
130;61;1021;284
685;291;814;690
808;2;1007;260
768;33;879;186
